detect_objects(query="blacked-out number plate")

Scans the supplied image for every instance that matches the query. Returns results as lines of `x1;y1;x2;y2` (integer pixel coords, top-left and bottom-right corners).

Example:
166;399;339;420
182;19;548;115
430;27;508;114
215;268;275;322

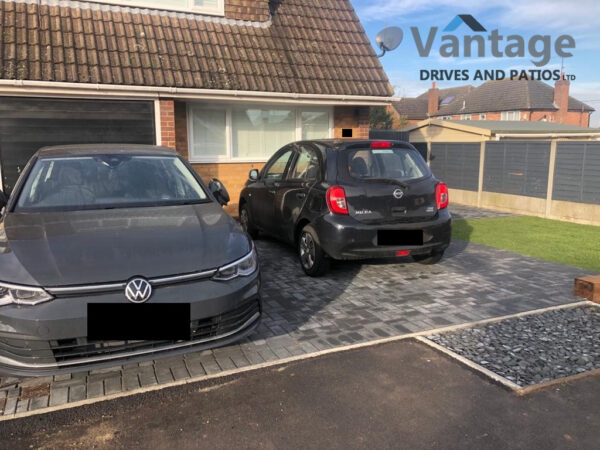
88;304;190;341
377;230;423;246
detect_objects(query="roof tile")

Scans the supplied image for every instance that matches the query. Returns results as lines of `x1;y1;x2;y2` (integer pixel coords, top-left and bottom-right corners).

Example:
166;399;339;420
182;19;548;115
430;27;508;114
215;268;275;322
0;0;392;96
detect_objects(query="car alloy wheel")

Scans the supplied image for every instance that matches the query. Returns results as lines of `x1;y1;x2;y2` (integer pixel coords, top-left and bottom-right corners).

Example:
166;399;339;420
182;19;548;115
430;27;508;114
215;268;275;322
299;231;316;269
239;205;259;239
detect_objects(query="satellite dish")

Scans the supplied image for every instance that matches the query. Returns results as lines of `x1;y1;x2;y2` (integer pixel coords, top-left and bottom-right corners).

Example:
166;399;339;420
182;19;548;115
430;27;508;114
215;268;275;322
375;26;403;57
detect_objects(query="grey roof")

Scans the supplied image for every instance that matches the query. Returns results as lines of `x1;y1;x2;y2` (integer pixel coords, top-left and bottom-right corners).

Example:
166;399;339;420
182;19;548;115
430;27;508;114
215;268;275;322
37;144;176;157
393;85;474;119
417;85;474;102
444;120;600;134
432;80;594;116
391;98;428;119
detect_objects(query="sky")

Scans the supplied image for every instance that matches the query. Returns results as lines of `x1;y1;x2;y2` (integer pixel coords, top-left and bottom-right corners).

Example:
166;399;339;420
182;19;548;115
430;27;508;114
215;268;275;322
352;0;600;126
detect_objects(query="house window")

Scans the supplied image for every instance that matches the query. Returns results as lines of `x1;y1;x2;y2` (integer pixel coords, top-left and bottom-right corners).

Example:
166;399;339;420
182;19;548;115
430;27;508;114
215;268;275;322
501;111;521;121
232;108;296;159
479;113;487;120
301;111;331;140
188;105;332;162
440;116;452;120
460;114;471;120
189;107;227;159
85;0;224;15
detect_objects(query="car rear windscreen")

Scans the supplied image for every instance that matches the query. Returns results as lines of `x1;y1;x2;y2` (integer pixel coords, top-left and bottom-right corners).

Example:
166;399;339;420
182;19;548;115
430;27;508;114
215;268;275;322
15;155;208;211
346;147;430;182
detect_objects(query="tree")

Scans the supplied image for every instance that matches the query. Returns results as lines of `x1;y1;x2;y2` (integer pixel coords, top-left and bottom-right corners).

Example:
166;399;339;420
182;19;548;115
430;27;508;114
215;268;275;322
369;106;394;130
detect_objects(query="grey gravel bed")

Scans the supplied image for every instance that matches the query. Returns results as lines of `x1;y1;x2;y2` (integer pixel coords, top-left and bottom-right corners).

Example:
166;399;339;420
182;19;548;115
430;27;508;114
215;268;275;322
427;305;600;386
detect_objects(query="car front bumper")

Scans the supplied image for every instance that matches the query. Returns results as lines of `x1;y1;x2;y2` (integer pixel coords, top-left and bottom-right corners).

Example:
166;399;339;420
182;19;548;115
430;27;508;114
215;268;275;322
312;209;452;260
0;270;261;377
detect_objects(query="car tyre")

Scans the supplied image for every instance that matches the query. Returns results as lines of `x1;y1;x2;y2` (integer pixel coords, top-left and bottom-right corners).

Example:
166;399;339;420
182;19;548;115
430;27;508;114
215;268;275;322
240;204;259;240
298;225;329;277
413;250;444;265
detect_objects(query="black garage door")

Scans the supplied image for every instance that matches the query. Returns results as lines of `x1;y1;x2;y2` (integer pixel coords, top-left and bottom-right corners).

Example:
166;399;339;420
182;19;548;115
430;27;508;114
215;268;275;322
0;97;156;193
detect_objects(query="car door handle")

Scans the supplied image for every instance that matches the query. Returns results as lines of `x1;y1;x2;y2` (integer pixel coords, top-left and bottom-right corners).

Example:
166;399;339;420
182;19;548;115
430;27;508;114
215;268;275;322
296;192;306;199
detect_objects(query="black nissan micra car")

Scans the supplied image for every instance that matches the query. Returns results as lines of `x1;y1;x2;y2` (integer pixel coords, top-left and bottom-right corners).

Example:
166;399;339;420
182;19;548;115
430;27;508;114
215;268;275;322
239;140;451;276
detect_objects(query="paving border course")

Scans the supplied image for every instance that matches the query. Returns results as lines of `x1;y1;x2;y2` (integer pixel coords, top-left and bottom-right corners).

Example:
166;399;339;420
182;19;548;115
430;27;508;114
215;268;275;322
0;301;593;422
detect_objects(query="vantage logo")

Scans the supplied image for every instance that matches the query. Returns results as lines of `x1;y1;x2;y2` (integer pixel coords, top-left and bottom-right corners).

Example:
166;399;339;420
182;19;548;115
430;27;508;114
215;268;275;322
411;14;575;67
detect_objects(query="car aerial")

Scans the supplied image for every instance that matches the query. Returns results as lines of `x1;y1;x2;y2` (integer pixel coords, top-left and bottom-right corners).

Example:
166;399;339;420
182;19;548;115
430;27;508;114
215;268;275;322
239;139;451;276
0;144;260;376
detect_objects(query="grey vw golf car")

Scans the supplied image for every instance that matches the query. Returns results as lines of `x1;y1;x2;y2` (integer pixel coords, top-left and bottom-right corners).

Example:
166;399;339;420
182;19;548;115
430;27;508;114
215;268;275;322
0;145;260;376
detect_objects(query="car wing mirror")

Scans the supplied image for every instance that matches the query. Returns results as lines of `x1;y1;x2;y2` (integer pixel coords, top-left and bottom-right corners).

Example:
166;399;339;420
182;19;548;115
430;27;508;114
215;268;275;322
208;178;230;207
249;169;259;181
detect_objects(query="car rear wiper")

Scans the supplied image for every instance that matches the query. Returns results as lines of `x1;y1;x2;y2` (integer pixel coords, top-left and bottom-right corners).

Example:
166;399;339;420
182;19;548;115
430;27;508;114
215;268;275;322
361;177;409;189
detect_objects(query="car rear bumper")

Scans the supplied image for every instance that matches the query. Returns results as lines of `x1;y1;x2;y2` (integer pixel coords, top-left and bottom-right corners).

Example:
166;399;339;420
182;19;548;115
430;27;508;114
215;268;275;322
312;209;452;260
0;271;261;377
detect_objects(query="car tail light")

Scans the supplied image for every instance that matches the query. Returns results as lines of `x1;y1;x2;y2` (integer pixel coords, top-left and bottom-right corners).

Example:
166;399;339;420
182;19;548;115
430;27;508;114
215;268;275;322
371;141;392;149
396;250;411;257
436;182;449;210
326;186;349;215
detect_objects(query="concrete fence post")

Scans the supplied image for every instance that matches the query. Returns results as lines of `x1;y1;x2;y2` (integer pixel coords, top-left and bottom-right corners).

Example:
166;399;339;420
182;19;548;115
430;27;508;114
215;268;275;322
426;141;432;166
477;141;486;207
545;139;558;218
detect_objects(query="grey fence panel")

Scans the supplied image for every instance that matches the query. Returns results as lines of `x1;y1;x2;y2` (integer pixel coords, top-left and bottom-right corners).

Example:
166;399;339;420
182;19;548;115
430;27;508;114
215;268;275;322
430;143;480;191
553;142;600;205
483;141;550;198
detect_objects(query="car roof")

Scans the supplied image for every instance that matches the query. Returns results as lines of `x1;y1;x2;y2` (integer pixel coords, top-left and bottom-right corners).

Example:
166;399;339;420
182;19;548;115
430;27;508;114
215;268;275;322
35;144;177;158
305;139;411;149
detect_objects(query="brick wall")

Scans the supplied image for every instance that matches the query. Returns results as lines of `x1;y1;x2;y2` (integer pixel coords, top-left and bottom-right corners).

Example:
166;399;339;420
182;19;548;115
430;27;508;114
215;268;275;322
225;0;270;22
193;162;265;216
438;110;590;126
529;110;590;127
333;106;370;139
174;101;188;159
159;100;175;149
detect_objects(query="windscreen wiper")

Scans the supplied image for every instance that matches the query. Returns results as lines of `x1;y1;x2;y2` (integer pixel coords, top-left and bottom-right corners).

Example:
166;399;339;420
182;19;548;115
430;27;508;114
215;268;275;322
362;177;409;189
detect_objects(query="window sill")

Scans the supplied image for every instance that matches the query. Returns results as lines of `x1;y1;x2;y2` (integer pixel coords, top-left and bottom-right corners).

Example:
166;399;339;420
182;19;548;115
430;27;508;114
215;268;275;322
84;1;225;17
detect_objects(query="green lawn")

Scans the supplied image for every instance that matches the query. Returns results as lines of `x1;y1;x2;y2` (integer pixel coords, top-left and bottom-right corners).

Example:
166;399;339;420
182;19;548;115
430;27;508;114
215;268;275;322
452;216;600;273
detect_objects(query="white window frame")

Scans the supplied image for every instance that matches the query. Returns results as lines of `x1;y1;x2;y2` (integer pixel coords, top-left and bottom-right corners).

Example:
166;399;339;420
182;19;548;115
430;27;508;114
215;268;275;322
479;113;487;120
501;111;521;121
187;103;333;163
85;0;225;16
460;114;471;120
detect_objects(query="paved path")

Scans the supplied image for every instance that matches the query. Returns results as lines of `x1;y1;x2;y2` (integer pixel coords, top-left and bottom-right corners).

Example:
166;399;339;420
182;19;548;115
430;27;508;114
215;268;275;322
2;339;598;449
0;206;587;417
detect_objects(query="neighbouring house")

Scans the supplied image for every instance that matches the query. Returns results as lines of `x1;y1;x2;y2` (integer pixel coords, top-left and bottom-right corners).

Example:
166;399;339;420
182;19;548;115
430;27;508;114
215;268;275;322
388;85;473;127
0;0;393;214
390;79;594;128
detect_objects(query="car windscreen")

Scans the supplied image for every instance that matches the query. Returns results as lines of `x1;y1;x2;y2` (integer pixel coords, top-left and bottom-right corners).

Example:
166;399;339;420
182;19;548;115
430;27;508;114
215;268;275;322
15;155;209;212
345;147;430;182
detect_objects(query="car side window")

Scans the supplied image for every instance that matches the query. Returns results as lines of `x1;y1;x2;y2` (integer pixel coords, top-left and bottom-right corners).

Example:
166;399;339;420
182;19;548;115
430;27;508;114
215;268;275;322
288;145;320;181
264;149;294;181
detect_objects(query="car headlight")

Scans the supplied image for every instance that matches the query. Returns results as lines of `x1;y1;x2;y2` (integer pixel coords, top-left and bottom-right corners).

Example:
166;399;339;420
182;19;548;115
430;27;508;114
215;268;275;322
212;246;258;281
0;282;54;306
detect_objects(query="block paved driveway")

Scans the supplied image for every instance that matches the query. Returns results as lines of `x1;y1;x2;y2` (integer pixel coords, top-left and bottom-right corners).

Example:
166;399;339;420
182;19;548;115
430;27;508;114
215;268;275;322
0;206;588;417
